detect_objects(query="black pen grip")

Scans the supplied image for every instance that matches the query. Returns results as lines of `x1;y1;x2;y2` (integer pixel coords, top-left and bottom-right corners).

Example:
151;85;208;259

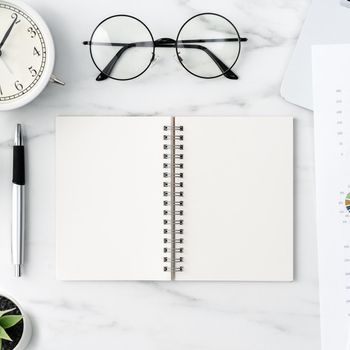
12;145;25;185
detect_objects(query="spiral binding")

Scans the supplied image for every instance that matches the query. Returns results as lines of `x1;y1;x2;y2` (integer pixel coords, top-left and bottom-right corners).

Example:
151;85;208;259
163;118;184;279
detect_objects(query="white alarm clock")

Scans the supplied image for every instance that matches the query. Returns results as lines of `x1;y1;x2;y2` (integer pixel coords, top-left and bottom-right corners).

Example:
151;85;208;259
0;0;63;110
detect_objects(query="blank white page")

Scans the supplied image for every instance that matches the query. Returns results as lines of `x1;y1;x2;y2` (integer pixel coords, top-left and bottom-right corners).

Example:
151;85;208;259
176;117;293;281
56;116;169;280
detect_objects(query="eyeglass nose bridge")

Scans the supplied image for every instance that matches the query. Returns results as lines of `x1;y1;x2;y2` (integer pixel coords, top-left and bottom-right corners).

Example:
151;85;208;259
153;37;182;65
154;37;176;46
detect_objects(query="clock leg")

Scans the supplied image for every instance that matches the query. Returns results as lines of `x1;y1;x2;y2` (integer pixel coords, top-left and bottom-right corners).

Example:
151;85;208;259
50;74;65;86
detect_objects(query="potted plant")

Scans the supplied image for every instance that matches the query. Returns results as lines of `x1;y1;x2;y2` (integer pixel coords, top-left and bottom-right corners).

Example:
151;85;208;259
0;294;31;350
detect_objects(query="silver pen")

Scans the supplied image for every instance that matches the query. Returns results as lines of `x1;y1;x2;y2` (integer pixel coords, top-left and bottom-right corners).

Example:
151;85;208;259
11;124;25;277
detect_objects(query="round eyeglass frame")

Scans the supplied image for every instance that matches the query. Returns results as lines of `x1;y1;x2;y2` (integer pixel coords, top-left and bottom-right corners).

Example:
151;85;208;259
88;14;156;81
87;12;242;81
175;12;242;79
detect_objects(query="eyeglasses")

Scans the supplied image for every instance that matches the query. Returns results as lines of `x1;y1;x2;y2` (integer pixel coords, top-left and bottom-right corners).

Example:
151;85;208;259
83;13;247;81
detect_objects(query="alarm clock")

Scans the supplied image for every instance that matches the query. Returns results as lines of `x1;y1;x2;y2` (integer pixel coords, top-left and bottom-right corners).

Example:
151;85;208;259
0;0;63;110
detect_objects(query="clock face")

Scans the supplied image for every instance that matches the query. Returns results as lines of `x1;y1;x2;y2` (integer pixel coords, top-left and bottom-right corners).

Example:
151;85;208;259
0;2;47;102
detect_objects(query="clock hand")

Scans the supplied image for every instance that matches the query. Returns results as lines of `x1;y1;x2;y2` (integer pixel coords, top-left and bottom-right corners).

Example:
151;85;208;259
0;14;18;55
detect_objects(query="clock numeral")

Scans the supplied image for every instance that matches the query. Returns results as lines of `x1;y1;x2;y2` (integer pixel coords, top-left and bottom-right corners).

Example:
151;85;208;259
28;66;37;77
33;47;40;56
11;13;20;24
0;85;3;95
14;81;23;91
27;27;36;38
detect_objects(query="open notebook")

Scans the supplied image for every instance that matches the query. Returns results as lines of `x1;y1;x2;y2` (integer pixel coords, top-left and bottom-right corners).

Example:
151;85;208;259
56;116;293;281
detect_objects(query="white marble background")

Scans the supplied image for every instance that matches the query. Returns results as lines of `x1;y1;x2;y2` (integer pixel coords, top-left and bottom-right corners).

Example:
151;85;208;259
0;0;319;349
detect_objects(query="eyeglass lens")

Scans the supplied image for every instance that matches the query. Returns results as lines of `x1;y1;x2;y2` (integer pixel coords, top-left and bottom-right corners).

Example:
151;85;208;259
176;13;241;79
90;15;154;80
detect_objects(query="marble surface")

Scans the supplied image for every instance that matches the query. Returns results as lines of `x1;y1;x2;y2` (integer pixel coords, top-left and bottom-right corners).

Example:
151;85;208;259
0;0;320;349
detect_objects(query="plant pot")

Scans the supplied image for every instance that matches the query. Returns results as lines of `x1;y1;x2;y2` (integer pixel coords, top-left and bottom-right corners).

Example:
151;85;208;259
0;294;31;350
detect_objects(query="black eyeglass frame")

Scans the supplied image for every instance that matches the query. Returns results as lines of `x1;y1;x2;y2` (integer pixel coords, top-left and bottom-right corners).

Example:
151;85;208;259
84;12;247;81
175;12;243;80
87;14;155;81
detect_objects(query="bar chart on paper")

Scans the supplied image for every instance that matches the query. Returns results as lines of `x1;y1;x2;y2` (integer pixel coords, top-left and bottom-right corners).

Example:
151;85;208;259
313;44;350;350
344;193;350;213
339;191;350;223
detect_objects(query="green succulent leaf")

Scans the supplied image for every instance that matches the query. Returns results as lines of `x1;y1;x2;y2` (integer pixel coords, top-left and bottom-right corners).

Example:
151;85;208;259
0;326;12;341
0;309;15;318
0;315;23;329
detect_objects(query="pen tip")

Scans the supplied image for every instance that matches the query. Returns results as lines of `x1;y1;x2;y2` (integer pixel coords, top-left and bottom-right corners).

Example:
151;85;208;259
14;265;21;277
14;124;23;146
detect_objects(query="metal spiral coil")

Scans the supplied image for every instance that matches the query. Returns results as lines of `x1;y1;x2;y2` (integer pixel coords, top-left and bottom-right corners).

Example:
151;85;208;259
163;120;184;278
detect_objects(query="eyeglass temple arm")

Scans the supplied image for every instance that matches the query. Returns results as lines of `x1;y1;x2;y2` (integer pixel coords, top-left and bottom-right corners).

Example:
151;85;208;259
83;38;247;46
178;37;248;43
154;38;241;79
175;43;238;79
83;37;248;80
95;43;138;81
82;40;152;81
